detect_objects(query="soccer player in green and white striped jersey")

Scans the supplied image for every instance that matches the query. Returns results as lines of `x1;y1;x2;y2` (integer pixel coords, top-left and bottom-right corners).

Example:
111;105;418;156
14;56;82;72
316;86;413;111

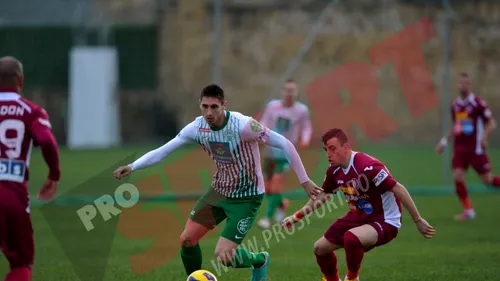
113;84;321;281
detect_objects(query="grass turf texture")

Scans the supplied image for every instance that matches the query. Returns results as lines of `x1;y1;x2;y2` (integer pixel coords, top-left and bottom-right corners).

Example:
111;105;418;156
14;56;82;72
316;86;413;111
1;145;499;280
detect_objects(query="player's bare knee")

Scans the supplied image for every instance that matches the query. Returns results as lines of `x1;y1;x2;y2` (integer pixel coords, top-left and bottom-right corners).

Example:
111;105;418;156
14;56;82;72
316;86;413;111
453;174;464;182
313;240;324;255
453;169;465;182
313;238;331;256
179;232;197;247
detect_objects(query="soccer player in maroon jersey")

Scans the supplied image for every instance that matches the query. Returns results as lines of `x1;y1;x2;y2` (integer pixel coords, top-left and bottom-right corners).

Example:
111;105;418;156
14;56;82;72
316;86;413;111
282;128;435;281
0;56;60;281
435;72;500;221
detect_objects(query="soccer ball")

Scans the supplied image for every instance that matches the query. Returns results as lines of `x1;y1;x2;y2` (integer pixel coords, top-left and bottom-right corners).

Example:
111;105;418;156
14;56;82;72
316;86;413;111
187;270;218;281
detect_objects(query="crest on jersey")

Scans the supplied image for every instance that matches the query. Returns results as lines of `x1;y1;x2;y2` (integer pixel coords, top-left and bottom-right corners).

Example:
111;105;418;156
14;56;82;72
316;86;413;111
250;119;263;132
224;129;235;141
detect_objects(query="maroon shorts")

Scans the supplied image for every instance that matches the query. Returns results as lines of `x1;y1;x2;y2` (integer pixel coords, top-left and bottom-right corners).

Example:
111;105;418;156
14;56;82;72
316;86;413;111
0;189;34;268
452;151;491;174
324;218;399;252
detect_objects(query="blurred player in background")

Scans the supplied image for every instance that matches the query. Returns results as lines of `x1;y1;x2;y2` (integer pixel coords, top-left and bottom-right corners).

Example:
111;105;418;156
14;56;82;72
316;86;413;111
282;128;435;281
436;73;500;221
0;56;61;281
257;79;312;229
113;84;321;281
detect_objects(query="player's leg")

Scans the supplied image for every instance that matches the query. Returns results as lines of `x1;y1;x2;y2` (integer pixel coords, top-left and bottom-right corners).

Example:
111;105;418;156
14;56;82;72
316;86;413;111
342;222;398;281
262;155;275;190
180;191;227;275
318;219;356;281
1;202;34;281
273;160;291;223
472;153;500;188
259;159;288;228
452;152;474;220
257;156;276;229
343;224;378;281
217;194;268;281
314;237;343;281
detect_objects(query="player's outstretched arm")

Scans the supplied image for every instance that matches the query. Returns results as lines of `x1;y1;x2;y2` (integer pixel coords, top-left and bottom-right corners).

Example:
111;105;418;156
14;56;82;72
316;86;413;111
114;122;197;180
281;191;332;229
391;183;436;239
241;118;321;199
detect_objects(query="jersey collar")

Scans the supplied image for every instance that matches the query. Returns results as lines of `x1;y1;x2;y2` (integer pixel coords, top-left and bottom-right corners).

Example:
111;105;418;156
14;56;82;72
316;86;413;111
0;92;21;101
342;151;357;175
210;111;230;131
457;92;475;104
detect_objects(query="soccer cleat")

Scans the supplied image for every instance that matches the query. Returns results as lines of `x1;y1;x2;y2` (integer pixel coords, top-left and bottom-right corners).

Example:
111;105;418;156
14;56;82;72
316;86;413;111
257;218;271;229
321;277;341;281
251;252;270;281
454;209;476;221
344;278;359;281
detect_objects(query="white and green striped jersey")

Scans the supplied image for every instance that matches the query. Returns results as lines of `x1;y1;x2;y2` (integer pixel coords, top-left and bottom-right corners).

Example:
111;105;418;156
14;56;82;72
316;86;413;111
183;111;264;197
129;111;310;198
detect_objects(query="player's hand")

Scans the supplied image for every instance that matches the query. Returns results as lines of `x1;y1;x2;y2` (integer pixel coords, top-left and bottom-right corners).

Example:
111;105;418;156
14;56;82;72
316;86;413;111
281;215;299;230
414;218;436;239
435;142;445;154
38;179;58;201
481;137;488;149
302;180;321;200
113;165;133;180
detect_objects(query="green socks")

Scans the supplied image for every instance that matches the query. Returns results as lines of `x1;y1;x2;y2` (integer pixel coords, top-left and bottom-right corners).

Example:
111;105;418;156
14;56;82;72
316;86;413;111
265;194;283;219
181;245;266;274
181;244;202;275
229;248;266;268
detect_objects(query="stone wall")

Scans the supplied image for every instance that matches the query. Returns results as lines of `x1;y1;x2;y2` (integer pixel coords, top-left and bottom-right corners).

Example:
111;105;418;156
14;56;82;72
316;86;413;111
157;0;500;145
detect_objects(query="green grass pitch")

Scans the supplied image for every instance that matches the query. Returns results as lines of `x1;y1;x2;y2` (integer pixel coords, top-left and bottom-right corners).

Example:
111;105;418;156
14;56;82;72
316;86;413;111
1;145;499;280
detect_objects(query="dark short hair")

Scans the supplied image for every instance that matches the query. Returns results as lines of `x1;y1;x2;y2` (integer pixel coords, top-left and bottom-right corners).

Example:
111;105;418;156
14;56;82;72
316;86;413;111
285;78;295;83
322;128;348;145
200;84;225;102
460;72;469;78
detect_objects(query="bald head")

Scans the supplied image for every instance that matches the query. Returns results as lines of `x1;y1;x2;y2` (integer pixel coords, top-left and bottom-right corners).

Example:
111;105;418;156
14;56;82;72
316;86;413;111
0;56;23;90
